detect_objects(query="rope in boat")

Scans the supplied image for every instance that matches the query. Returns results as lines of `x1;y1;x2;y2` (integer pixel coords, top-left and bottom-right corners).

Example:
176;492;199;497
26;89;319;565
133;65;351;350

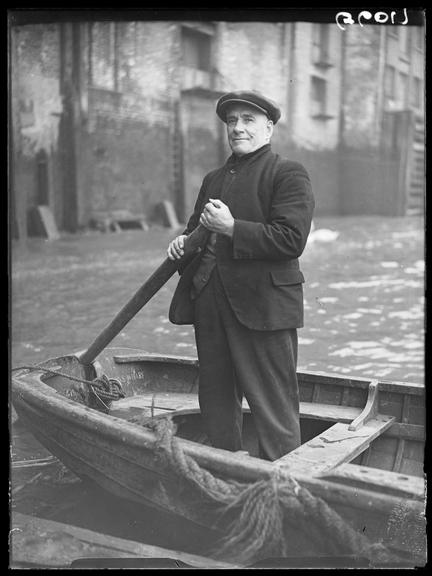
11;365;125;413
148;415;397;566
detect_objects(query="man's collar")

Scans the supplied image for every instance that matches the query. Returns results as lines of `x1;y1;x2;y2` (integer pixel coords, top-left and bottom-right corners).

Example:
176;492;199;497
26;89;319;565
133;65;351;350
227;143;271;166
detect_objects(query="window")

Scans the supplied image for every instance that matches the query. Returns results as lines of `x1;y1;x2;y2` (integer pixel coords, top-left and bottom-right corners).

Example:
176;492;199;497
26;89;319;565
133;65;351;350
181;26;213;89
399;27;410;56
384;65;396;98
310;76;327;116
413;26;424;51
182;27;212;72
399;72;409;106
312;24;331;65
36;149;49;205
411;77;422;109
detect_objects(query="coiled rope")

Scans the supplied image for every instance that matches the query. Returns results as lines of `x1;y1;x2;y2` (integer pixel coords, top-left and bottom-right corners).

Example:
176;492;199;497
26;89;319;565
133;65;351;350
11;365;125;413
148;416;397;566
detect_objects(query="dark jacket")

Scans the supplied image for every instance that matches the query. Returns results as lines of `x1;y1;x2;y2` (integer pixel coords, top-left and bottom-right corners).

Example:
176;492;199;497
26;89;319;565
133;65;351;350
169;144;314;330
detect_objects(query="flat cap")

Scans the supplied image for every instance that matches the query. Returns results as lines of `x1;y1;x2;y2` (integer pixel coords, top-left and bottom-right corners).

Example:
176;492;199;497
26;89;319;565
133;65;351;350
216;90;281;125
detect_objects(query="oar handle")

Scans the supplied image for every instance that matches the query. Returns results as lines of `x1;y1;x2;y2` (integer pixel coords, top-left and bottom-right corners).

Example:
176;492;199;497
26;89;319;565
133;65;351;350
78;225;210;366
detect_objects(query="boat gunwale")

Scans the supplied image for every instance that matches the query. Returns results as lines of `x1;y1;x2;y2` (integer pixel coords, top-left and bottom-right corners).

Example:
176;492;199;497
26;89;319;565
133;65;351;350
13;348;425;395
11;352;425;447
13;375;425;518
12;356;425;507
111;351;425;395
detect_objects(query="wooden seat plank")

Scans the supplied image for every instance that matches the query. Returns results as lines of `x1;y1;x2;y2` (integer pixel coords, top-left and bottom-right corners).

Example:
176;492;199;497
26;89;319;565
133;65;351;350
275;414;395;476
110;394;421;443
109;392;201;420
300;402;361;422
110;393;362;424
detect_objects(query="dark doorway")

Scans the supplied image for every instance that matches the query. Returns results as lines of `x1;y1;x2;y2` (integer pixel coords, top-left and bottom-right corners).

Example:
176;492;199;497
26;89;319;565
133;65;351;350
58;22;80;232
10;185;19;239
36;149;49;205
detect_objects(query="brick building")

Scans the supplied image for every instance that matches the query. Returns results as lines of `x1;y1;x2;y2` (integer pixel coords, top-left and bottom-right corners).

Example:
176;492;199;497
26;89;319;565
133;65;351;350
10;17;425;239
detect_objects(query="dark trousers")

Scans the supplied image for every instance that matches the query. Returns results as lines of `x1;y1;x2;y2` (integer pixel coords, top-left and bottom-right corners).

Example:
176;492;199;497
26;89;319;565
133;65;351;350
193;268;301;461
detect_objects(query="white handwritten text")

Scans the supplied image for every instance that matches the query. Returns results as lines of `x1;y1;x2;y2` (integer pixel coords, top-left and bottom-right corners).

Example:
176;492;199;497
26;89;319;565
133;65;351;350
336;9;408;31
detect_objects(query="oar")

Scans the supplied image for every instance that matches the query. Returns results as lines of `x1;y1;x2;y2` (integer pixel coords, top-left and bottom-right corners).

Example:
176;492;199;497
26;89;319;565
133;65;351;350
77;225;210;367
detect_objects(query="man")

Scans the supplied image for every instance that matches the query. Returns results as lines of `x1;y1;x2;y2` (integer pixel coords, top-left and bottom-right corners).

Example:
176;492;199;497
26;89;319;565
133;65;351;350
167;90;314;461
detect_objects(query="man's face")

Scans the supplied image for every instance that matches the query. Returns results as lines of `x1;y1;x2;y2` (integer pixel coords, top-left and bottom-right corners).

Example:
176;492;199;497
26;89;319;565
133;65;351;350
225;104;274;157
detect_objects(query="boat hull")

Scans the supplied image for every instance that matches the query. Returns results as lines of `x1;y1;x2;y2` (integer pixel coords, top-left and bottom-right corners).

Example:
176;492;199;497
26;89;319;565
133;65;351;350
12;348;426;566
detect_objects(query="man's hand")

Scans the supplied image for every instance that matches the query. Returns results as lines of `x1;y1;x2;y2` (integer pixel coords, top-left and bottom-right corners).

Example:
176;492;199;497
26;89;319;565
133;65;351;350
200;199;234;237
167;234;188;260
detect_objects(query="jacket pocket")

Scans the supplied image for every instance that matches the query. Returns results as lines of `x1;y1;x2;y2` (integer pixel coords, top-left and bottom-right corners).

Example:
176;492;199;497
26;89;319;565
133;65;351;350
270;269;305;286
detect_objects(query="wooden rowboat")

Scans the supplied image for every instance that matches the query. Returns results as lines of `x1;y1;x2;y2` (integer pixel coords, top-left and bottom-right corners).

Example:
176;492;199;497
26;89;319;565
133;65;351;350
11;347;426;567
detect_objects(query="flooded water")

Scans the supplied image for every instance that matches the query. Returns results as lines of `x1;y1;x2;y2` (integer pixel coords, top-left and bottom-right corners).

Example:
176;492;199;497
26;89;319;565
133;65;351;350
11;423;217;554
10;216;424;566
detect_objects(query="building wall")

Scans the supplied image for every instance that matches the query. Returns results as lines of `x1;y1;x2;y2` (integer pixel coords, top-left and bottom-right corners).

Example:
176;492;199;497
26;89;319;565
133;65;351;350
385;26;424;123
340;24;425;216
86;21;178;223
216;22;287;103
341;26;382;149
339;151;401;216
11;20;346;233
343;25;425;150
13;25;62;160
11;24;63;235
11;18;425;236
290;23;342;150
